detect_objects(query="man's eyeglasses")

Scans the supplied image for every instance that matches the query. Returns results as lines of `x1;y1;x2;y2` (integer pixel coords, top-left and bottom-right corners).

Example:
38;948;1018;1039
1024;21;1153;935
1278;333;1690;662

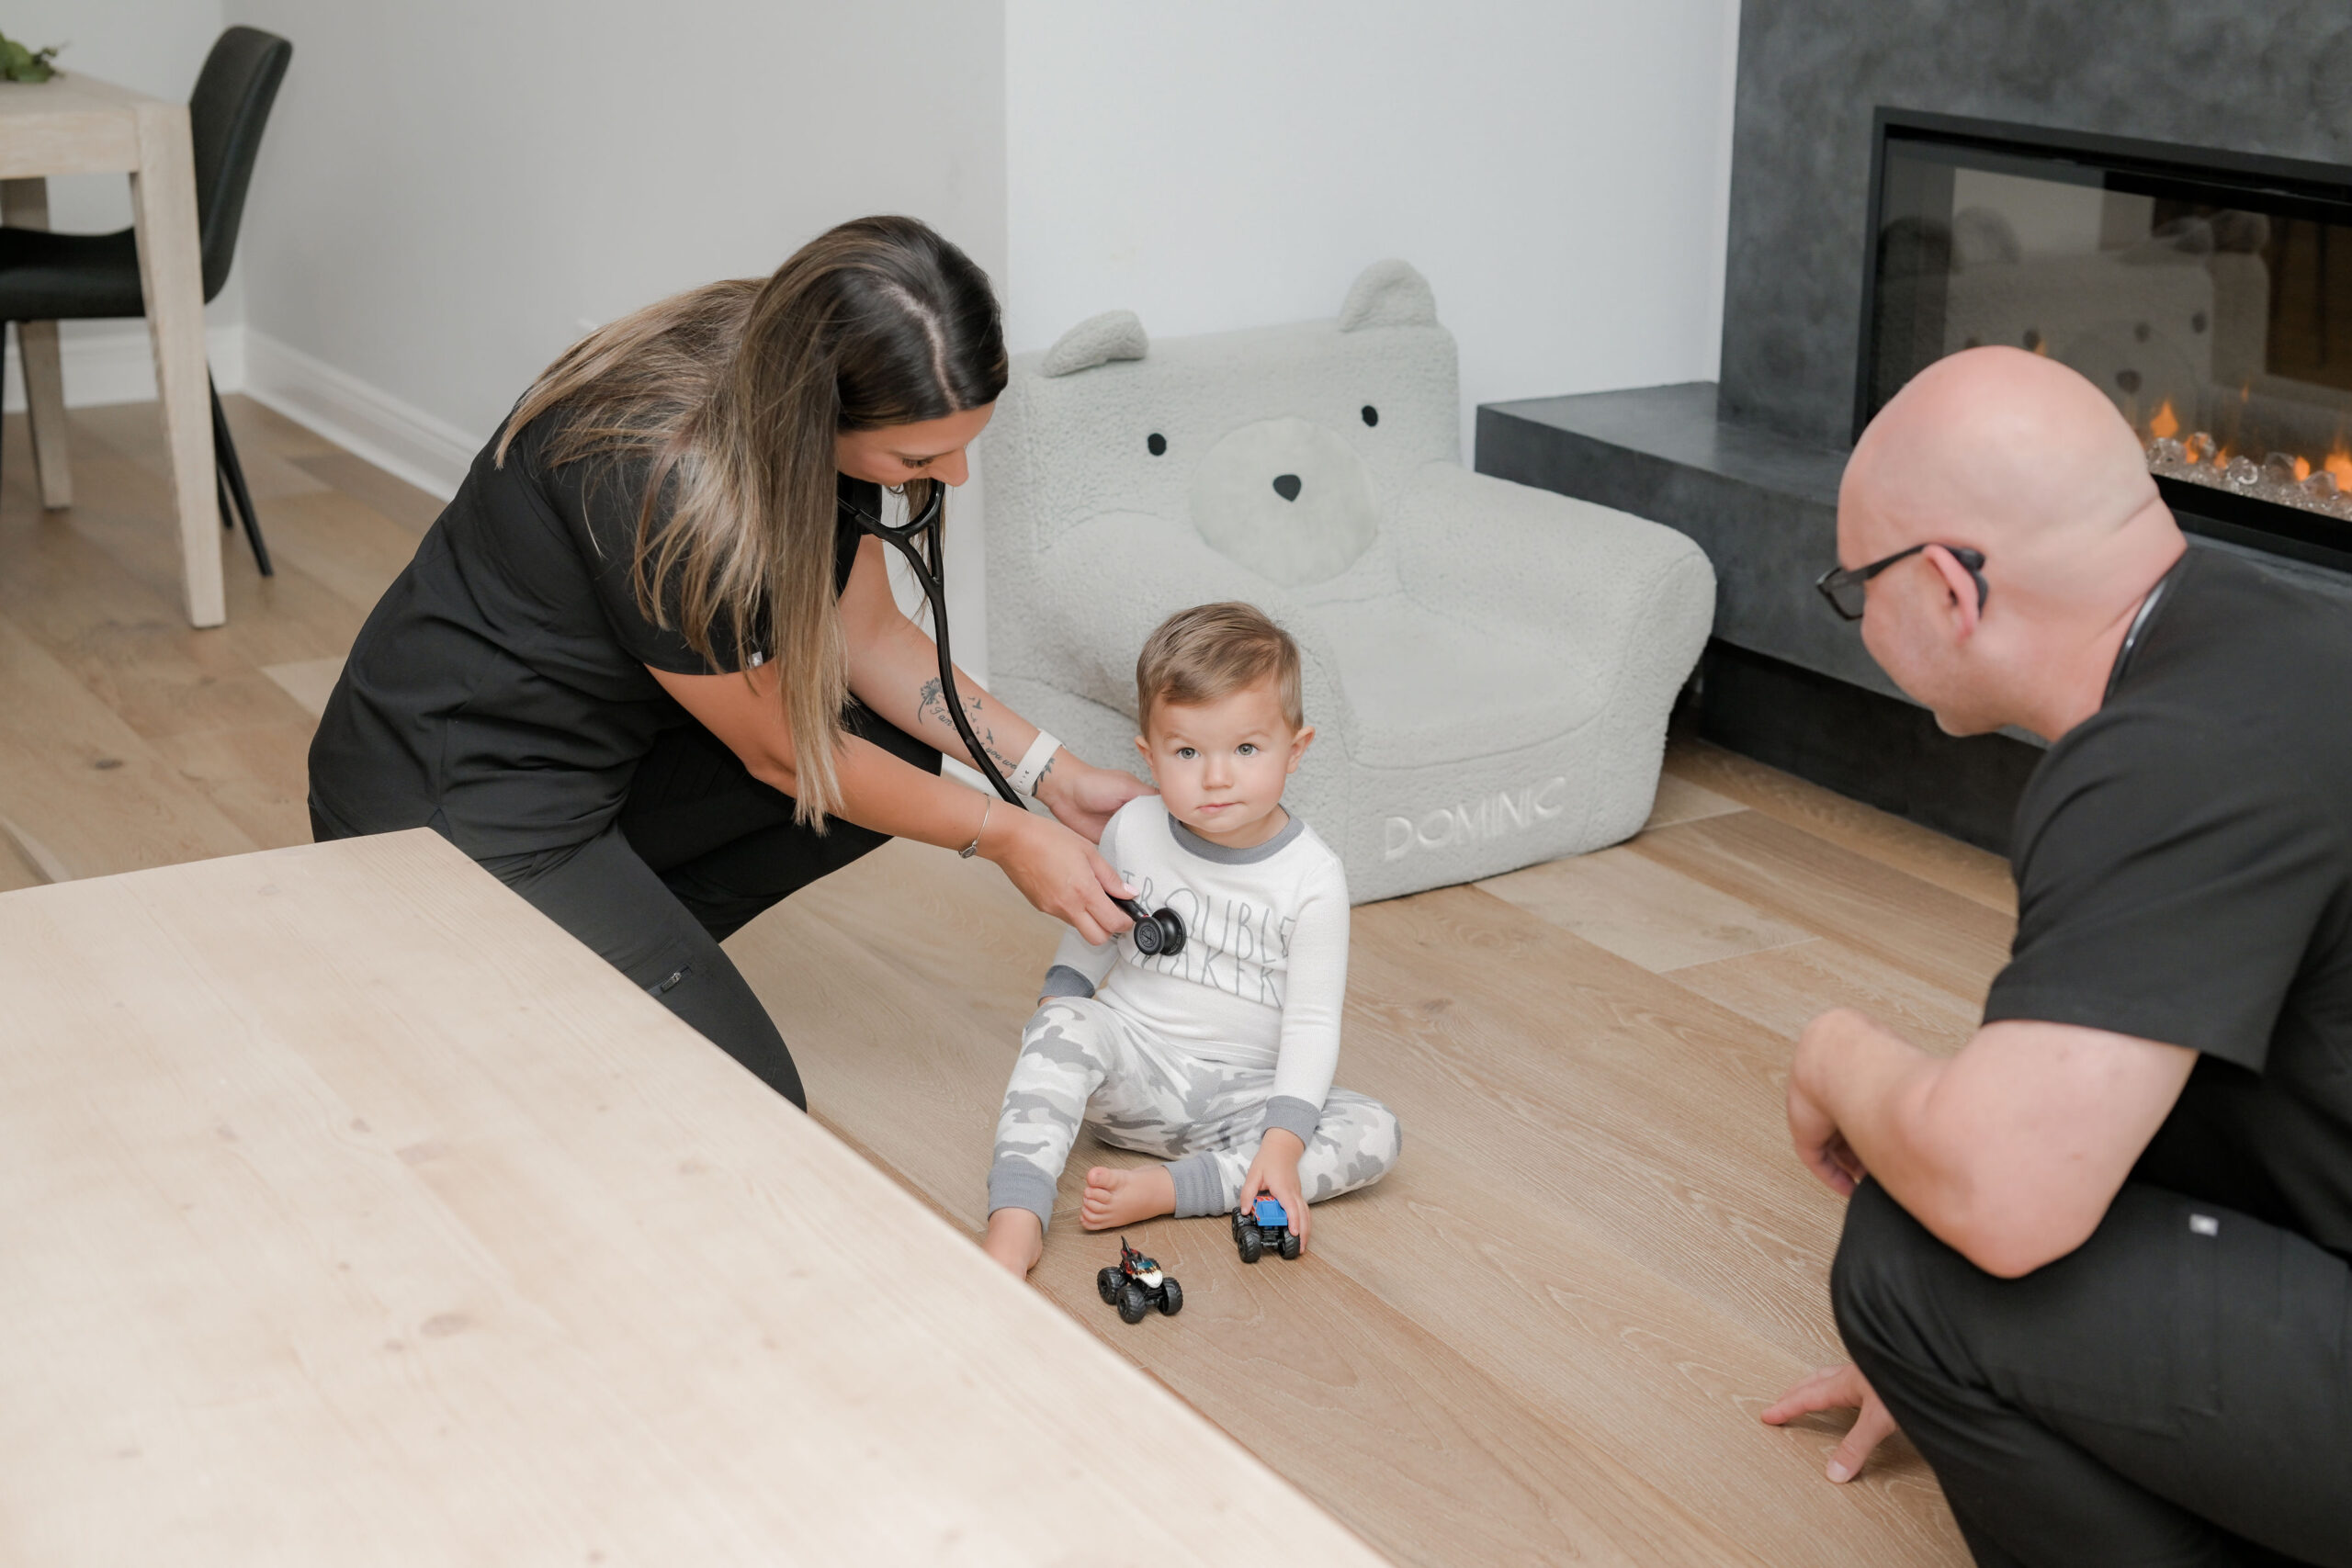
1814;543;1988;622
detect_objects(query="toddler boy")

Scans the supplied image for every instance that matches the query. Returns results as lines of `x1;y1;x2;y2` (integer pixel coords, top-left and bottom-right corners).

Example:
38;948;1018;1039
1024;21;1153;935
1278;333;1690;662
980;602;1401;1277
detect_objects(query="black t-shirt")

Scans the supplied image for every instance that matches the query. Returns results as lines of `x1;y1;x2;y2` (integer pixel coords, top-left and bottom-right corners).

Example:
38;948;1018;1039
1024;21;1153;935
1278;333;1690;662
307;413;872;856
1983;547;2352;1256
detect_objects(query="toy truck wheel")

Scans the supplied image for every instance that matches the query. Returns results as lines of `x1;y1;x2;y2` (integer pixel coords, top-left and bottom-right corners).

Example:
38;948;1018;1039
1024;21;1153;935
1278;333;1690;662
1157;1279;1182;1315
1097;1266;1124;1304
1118;1282;1150;1324
1230;1211;1251;1243
1279;1230;1303;1261
1237;1226;1263;1263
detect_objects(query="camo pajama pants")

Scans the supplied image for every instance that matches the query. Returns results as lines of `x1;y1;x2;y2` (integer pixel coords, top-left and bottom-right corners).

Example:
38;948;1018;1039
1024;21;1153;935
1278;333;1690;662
986;995;1402;1229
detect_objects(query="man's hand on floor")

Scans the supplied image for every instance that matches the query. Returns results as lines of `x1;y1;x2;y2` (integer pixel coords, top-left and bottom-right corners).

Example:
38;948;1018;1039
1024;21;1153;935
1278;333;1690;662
1762;1361;1900;1483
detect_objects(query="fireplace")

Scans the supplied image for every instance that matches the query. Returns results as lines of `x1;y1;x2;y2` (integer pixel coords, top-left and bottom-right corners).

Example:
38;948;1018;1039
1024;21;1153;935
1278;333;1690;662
1477;8;2352;852
1860;109;2352;572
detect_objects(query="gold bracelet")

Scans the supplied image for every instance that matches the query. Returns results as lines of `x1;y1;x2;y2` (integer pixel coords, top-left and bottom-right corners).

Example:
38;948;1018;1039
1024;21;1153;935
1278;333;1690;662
959;796;991;859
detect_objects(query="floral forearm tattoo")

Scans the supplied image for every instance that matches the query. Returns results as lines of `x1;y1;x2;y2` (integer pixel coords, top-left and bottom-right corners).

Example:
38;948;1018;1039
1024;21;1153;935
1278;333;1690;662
917;676;1019;775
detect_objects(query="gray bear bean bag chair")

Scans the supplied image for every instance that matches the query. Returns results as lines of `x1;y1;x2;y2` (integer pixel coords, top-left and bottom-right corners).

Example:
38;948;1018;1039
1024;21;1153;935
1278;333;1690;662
985;260;1715;903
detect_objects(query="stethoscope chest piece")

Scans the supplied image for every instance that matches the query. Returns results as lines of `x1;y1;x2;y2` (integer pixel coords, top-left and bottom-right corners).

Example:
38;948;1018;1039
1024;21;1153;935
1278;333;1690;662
1116;897;1187;957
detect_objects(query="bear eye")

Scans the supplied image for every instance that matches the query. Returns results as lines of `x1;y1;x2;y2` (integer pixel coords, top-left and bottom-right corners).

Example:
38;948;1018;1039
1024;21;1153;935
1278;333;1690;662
1361;405;1379;427
1147;433;1168;456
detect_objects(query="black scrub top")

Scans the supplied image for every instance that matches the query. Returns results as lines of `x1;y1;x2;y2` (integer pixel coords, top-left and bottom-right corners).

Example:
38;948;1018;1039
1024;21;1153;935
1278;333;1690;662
1982;547;2352;1258
307;413;873;857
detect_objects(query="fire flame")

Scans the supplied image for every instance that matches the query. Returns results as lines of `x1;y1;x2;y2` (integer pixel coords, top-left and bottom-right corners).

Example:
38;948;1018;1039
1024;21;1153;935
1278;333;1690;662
2147;419;2352;509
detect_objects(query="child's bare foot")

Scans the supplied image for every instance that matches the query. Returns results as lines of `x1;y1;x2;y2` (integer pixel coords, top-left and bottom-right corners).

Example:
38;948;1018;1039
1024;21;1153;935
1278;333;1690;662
1080;1165;1177;1230
981;1208;1044;1278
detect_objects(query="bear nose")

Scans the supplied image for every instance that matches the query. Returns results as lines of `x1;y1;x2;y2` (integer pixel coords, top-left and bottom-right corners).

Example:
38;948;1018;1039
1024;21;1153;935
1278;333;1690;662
1272;474;1303;502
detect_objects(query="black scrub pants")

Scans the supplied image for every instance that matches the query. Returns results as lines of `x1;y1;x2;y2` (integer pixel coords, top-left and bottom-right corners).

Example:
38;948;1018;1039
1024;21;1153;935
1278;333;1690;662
1833;1179;2352;1568
324;705;938;1112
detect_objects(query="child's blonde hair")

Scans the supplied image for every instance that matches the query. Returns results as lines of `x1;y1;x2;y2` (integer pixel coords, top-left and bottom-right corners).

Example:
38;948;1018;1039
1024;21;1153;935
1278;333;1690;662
1135;602;1304;734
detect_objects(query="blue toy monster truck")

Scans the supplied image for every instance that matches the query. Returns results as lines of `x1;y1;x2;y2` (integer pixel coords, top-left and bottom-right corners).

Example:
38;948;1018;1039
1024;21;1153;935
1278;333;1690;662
1096;1238;1183;1323
1233;1197;1303;1262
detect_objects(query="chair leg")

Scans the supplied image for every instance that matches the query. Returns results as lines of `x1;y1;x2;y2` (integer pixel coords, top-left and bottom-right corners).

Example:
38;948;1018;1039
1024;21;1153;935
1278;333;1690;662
17;318;72;510
209;375;272;578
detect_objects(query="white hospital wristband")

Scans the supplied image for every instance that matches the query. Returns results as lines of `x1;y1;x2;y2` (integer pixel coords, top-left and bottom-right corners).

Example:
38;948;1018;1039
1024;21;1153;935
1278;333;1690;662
1008;731;1062;797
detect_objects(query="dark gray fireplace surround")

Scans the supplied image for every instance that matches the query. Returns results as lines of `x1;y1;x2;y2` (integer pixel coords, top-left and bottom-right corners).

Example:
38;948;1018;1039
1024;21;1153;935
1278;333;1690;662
1476;0;2352;851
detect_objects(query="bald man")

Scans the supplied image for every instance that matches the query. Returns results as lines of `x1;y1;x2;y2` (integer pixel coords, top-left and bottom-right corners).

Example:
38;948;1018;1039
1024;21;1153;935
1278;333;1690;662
1758;348;2351;1567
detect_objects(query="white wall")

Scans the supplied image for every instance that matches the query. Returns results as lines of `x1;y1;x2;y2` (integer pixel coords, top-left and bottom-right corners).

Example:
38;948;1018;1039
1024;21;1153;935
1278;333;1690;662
17;1;1743;678
219;0;1007;497
1;0;240;410
1003;0;1743;459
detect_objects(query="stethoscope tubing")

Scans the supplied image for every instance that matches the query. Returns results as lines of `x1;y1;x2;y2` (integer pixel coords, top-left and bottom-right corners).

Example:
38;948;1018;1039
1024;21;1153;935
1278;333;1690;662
841;482;1025;810
838;481;1183;954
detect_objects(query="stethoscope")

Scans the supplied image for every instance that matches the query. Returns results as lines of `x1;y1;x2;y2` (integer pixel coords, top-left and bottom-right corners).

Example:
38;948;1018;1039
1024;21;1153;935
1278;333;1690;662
2102;552;2188;703
840;481;1187;956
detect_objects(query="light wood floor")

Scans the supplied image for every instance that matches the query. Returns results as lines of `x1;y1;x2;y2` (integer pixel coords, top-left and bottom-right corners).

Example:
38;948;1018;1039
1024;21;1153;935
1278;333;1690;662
1;400;2007;1565
0;397;439;888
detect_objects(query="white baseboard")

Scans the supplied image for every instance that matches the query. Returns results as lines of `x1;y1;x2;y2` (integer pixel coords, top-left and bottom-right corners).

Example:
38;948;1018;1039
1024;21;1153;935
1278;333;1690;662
241;331;479;501
5;321;474;506
2;319;246;411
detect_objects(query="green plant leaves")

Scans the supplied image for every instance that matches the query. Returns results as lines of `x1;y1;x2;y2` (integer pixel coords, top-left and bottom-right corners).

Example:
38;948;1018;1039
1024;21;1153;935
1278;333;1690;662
0;33;62;85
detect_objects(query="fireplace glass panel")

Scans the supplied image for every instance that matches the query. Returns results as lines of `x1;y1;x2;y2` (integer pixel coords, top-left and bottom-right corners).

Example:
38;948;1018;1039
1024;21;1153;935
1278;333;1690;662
1860;117;2352;561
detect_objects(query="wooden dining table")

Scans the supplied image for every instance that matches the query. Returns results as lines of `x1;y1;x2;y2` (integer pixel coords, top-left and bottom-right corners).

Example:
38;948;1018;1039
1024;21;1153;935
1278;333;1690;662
0;71;222;626
0;829;1385;1563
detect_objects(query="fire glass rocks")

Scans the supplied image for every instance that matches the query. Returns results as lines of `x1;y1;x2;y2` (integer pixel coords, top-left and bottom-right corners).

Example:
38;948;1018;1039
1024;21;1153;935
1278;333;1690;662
2148;434;2352;520
1861;111;2352;569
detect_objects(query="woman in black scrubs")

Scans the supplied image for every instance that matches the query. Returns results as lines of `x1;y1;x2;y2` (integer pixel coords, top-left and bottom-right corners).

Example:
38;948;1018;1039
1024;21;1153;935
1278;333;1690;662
308;216;1146;1108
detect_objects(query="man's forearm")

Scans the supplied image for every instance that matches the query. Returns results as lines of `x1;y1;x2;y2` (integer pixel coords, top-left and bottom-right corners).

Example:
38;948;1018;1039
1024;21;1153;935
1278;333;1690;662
1796;1010;2196;1277
1798;1011;1969;1232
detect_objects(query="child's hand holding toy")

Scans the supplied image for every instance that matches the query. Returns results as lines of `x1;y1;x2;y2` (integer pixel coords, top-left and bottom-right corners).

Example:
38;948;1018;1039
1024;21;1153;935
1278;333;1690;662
1237;1127;1310;1247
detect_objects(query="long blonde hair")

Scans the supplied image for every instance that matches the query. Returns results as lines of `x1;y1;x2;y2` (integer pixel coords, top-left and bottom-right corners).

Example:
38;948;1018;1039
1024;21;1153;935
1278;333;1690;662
497;216;1006;826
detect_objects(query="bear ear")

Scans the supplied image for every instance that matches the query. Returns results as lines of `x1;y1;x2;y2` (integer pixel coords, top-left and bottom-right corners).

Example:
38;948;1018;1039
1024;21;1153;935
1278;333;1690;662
1041;310;1149;377
1338;260;1437;332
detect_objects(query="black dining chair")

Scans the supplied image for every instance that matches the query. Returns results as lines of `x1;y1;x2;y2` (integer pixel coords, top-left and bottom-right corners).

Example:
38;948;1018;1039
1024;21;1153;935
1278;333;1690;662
0;27;293;575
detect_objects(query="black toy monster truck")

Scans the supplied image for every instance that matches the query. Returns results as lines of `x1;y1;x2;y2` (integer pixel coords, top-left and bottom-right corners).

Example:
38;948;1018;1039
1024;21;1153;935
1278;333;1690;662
1096;1238;1183;1323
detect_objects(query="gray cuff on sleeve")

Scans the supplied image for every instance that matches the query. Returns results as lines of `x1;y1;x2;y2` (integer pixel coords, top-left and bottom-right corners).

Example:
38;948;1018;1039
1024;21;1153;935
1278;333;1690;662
1165;1153;1230;1218
987;1156;1058;1229
1038;964;1098;999
1261;1095;1322;1145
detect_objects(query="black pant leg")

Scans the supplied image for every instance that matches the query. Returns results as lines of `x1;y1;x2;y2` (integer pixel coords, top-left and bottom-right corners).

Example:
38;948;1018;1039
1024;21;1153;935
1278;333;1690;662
1833;1179;2352;1568
481;828;807;1110
620;702;942;943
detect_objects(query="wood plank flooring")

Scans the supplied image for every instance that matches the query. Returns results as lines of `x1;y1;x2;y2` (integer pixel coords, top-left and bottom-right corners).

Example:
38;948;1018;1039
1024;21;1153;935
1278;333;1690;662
0;399;433;885
0;398;2011;1565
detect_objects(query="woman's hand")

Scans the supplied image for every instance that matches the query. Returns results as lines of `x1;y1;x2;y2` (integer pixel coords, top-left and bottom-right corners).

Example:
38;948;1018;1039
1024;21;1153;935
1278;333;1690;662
1034;751;1153;842
1760;1362;1901;1483
1236;1128;1310;1247
980;804;1136;945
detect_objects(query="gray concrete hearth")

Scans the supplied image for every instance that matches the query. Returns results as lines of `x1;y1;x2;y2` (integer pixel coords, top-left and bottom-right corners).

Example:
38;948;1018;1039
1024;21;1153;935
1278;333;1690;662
1476;384;1871;698
1476;382;2352;849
